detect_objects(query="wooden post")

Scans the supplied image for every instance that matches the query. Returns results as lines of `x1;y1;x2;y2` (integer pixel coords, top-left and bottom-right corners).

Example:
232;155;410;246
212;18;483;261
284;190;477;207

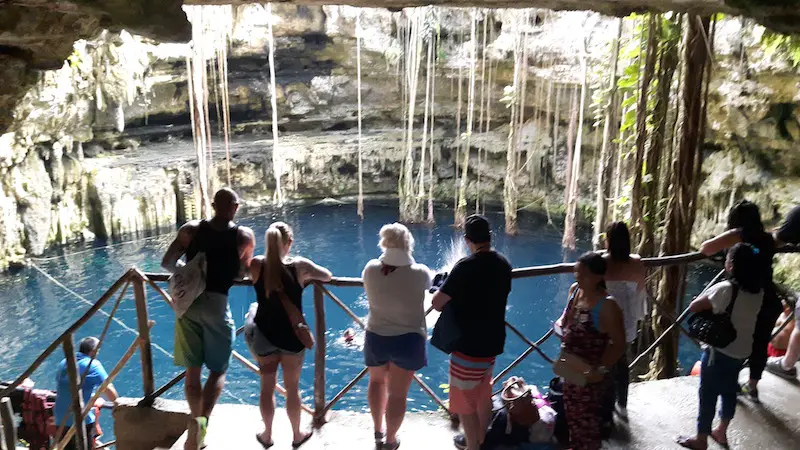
1;397;16;450
313;283;326;425
63;334;88;450
133;272;155;396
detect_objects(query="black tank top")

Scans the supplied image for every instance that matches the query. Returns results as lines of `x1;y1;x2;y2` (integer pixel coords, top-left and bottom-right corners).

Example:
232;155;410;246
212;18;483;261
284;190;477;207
253;262;306;353
186;220;240;295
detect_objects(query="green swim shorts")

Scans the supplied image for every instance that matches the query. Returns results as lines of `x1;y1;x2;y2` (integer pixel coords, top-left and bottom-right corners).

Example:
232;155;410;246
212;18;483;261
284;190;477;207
174;291;235;373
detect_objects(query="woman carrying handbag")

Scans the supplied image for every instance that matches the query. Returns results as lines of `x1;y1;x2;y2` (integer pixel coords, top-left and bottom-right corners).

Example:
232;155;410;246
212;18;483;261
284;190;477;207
677;243;764;450
553;252;626;450
245;222;332;449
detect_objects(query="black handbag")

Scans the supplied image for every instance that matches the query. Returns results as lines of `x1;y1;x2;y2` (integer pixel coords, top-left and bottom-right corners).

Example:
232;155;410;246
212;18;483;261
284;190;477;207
431;302;461;354
688;283;740;348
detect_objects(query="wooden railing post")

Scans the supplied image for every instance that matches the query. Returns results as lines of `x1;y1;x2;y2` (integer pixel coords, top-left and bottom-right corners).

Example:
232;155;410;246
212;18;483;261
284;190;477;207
1;397;16;450
62;334;88;450
313;283;326;425
132;271;155;397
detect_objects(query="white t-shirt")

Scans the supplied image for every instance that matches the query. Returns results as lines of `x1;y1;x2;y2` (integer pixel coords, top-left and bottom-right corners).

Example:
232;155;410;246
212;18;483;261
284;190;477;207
363;249;433;337
706;280;764;359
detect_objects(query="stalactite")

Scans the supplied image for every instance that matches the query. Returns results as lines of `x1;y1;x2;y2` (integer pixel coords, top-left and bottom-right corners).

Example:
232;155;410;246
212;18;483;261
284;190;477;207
356;12;364;219
455;10;478;228
593;18;623;249
266;3;283;205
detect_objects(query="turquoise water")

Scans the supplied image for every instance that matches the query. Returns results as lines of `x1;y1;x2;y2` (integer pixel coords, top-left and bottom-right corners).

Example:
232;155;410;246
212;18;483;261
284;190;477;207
0;203;716;441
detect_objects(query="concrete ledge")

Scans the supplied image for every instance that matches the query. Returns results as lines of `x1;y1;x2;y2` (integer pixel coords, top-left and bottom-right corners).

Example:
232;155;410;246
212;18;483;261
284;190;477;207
113;397;190;450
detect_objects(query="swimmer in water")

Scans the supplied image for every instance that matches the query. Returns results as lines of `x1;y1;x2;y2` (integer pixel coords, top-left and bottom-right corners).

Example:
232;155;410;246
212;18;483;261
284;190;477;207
343;328;356;344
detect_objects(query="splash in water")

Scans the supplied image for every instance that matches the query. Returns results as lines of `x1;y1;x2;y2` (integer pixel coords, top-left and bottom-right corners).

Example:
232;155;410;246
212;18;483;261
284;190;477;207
424;238;468;330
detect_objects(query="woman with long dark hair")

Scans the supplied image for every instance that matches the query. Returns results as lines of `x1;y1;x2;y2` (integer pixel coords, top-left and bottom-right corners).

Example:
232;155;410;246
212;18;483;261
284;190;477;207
602;222;646;419
556;252;626;450
700;200;779;401
244;222;332;448
677;243;764;450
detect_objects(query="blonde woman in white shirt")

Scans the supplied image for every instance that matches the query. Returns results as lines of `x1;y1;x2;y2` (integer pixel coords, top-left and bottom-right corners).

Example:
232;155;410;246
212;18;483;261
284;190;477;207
363;223;432;450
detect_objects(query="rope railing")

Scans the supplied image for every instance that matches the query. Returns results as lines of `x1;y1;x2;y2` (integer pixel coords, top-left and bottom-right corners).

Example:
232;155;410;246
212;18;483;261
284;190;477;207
3;247;797;449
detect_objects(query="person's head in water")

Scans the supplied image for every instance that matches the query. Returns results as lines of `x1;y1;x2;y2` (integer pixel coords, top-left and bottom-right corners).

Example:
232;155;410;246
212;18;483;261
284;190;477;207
379;222;414;255
605;221;631;262
464;214;491;252
78;336;100;357
263;222;294;293
212;188;240;222
343;328;355;343
727;200;764;239
575;251;607;292
726;243;763;294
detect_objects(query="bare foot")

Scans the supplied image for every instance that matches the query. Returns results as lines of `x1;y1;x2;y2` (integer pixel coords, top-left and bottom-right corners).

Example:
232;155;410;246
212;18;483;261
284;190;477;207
711;429;729;449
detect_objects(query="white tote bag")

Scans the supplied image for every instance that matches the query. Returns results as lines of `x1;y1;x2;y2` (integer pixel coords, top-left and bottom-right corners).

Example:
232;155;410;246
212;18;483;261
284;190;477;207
168;252;207;318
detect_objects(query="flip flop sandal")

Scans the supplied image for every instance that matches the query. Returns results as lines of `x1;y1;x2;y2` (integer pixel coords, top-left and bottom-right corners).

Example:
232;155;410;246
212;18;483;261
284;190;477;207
255;434;274;449
374;431;385;444
383;439;401;450
292;430;313;448
676;435;707;450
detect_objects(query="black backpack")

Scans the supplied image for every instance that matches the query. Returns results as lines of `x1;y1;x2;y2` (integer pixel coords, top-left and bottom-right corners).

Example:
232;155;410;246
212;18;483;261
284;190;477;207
688;283;740;348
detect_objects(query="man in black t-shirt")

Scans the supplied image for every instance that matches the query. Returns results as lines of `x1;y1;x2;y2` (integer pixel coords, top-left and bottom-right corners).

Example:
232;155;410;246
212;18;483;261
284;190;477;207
432;215;512;450
766;205;800;380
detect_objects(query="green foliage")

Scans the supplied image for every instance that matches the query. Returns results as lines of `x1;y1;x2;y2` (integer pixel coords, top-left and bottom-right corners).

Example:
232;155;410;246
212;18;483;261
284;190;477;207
761;31;800;68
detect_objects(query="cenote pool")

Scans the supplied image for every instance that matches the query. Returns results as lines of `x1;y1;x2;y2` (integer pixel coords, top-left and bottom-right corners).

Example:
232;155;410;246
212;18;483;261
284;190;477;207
0;203;716;440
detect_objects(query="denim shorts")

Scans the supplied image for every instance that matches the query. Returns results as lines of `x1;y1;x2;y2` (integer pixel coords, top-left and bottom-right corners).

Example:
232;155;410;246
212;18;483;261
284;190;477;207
244;321;304;358
364;331;427;371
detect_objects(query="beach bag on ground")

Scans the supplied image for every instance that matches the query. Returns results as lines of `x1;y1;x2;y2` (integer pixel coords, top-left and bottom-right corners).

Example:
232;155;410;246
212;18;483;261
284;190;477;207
168;252;206;318
688;284;739;348
501;377;540;427
431;302;462;354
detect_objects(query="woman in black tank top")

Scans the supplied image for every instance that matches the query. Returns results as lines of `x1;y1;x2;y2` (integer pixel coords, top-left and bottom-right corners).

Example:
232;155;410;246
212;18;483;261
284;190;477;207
246;222;331;448
700;200;780;401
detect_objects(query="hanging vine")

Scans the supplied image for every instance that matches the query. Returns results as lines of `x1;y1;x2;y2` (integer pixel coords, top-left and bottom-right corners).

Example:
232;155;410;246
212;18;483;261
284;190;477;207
356;12;364;219
455;9;478;228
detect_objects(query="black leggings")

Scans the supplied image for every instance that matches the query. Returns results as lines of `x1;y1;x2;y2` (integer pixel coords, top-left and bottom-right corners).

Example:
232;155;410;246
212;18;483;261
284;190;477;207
749;285;782;381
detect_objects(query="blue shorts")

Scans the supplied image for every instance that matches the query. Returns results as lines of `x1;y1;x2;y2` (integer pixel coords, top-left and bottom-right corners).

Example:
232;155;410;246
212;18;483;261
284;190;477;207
364;331;427;371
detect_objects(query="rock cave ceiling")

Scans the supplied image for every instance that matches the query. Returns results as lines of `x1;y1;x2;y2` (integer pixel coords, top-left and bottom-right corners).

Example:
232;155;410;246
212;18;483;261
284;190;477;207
0;0;798;133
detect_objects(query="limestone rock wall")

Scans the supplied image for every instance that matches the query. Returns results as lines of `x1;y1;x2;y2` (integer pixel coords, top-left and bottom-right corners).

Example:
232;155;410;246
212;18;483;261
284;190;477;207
0;6;798;280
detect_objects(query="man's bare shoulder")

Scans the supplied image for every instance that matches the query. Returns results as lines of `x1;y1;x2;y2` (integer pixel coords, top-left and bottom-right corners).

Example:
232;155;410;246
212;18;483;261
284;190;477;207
238;225;255;242
179;220;202;233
